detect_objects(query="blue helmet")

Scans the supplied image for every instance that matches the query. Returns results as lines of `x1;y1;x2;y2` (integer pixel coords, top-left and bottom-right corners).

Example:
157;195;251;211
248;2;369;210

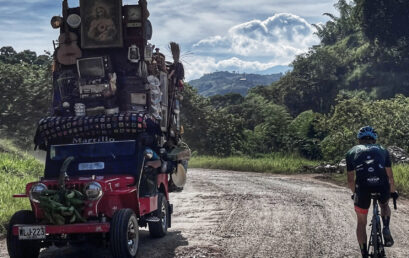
357;126;377;140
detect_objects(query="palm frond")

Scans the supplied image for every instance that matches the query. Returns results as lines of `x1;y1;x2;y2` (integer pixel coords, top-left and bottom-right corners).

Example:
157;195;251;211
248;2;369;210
323;12;338;21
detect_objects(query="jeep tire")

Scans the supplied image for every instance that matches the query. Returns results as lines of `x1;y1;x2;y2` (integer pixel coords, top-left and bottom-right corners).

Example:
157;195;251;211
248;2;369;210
110;209;139;258
7;210;40;258
148;192;168;237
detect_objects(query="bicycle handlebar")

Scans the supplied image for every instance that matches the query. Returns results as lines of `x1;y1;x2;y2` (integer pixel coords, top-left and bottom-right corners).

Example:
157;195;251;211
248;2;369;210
391;191;399;210
393;196;397;210
351;193;398;210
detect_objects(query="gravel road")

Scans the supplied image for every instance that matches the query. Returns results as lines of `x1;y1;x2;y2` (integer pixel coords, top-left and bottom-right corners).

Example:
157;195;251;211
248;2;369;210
1;168;409;257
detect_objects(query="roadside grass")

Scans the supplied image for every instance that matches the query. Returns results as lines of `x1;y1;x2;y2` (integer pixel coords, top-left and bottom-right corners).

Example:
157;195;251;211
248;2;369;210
0;149;43;236
0;138;24;156
189;154;409;197
189;154;320;174
393;164;409;196
328;164;409;197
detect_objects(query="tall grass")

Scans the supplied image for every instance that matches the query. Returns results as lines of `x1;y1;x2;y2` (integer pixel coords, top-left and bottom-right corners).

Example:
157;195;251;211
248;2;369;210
393;164;409;196
0;152;43;236
189;153;320;174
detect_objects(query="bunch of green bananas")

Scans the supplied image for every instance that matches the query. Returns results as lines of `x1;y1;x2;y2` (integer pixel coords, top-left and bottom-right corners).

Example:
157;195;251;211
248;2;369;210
38;189;86;225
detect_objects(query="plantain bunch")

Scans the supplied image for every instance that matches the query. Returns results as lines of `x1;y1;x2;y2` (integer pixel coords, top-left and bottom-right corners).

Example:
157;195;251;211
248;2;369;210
38;189;86;225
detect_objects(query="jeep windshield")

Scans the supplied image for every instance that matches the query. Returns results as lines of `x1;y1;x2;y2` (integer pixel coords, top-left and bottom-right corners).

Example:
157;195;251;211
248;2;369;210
50;140;136;161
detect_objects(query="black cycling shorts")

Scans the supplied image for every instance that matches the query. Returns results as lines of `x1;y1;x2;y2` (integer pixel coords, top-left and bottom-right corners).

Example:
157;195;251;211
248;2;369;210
354;184;390;214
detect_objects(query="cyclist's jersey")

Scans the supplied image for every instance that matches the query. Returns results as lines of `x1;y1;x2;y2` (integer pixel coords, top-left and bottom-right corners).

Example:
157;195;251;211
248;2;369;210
346;144;391;188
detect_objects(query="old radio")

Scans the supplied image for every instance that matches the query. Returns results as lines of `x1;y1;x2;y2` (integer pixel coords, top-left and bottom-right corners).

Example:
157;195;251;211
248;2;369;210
79;83;110;99
77;56;113;99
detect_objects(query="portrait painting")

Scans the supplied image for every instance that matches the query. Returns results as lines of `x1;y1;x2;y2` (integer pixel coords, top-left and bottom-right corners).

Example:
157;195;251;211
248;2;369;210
80;0;123;48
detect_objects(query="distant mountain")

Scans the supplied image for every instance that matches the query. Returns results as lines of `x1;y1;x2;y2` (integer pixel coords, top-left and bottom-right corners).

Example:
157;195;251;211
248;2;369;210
189;71;282;97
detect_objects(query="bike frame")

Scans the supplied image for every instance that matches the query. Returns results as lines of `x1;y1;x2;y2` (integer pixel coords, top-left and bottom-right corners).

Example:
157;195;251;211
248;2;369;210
367;193;385;258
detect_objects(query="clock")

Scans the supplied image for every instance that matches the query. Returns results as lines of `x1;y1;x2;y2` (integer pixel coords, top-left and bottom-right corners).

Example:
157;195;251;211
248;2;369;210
126;5;142;21
125;5;142;28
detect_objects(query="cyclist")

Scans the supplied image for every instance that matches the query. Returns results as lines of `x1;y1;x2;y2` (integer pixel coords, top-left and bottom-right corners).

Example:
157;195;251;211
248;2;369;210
346;126;398;258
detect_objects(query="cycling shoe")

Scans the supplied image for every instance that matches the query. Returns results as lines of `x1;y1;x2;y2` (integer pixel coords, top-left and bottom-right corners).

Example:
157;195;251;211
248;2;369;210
383;227;394;247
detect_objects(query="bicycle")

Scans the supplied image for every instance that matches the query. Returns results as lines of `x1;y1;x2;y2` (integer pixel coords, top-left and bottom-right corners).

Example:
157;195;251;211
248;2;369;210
367;193;398;258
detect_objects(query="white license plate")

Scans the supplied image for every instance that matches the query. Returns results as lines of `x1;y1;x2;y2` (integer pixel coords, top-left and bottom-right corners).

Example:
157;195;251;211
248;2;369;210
78;162;105;171
18;226;46;240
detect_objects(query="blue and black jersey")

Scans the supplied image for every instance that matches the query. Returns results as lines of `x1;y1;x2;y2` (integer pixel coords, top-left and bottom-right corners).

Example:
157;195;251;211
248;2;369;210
346;144;391;188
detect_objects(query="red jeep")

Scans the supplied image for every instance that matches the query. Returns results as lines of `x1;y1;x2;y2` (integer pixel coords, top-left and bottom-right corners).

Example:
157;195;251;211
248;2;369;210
7;139;173;258
7;0;187;256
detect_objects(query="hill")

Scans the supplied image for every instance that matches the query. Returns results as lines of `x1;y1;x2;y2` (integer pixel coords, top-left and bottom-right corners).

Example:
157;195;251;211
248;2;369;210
189;71;282;97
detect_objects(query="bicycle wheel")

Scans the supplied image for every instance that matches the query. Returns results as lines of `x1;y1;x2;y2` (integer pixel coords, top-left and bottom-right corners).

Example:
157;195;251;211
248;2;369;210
370;216;386;258
376;217;386;257
368;215;378;257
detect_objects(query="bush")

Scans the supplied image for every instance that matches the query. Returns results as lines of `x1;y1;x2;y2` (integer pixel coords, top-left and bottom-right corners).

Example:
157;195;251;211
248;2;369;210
319;95;409;160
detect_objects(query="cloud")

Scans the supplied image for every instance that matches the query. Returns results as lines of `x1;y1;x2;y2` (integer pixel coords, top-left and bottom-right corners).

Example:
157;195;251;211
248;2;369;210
183;13;319;80
193;13;319;63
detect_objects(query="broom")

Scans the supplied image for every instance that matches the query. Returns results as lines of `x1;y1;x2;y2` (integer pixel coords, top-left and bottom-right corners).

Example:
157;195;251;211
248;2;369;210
169;41;180;64
167;42;183;140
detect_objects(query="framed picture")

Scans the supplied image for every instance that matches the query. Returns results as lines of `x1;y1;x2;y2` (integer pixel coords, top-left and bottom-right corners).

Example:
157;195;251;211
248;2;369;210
80;0;123;48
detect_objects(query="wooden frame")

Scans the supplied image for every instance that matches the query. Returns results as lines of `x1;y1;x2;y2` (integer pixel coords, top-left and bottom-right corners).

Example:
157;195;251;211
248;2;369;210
80;0;123;48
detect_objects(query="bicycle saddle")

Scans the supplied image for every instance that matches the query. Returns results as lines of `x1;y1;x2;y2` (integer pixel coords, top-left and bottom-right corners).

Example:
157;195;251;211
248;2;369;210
370;193;381;198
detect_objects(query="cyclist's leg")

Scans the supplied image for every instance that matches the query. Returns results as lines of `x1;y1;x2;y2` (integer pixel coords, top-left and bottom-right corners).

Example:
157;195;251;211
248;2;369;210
379;182;391;217
354;187;371;257
379;200;391;219
379;184;393;247
356;212;368;254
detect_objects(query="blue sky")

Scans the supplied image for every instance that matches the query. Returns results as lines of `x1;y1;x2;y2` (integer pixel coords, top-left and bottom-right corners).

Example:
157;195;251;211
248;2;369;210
0;0;338;80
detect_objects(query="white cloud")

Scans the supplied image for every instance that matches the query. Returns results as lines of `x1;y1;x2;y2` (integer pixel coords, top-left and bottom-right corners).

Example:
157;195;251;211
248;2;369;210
184;13;319;80
194;13;319;62
144;0;336;49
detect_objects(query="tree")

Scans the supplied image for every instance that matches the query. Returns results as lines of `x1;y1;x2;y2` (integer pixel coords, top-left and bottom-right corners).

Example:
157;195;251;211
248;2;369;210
180;84;212;154
356;0;409;46
209;93;244;109
0;61;52;146
272;47;343;115
206;111;244;156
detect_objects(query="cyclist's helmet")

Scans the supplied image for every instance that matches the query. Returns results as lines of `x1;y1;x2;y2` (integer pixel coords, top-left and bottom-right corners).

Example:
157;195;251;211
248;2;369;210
357;126;377;140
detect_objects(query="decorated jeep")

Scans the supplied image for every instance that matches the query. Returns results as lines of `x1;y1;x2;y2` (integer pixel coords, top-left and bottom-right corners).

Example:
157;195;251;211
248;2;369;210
7;0;189;257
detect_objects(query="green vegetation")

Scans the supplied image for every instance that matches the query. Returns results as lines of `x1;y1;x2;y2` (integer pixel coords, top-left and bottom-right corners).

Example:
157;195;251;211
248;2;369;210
0;141;43;236
393;164;409;197
189;154;319;174
0;46;52;149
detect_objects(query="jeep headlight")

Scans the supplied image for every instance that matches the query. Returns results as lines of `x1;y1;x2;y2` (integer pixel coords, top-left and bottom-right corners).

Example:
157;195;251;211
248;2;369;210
85;182;103;200
29;183;48;203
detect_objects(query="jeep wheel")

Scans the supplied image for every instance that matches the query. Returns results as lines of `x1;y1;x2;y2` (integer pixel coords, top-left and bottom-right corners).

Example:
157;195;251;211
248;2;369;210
7;210;40;258
148;192;168;237
110;209;139;258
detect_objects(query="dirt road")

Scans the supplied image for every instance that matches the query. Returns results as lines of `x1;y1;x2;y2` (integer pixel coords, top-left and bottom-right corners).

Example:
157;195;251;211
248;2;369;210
1;168;409;257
